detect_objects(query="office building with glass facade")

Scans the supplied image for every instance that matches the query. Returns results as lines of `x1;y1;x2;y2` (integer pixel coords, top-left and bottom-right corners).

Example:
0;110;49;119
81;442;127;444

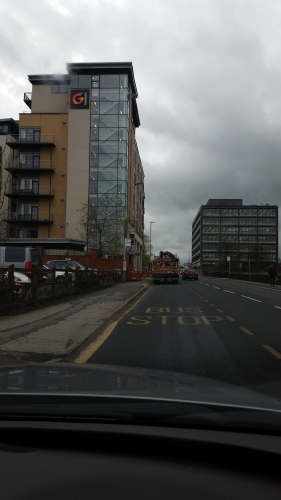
192;199;278;269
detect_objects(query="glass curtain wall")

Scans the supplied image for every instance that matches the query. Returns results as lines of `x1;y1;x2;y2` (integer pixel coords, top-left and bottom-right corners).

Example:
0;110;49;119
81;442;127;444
89;74;129;253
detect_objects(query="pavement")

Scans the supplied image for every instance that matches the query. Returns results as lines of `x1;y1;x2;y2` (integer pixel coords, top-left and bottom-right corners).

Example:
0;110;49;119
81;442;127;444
0;278;152;365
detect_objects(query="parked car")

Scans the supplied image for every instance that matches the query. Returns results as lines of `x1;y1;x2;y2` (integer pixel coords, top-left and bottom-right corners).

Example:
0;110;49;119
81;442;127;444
0;246;44;282
45;260;87;271
0;271;32;294
45;260;101;277
182;268;198;281
43;264;73;282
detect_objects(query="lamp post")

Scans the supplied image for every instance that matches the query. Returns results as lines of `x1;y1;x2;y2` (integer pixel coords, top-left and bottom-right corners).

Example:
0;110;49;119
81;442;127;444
150;222;155;271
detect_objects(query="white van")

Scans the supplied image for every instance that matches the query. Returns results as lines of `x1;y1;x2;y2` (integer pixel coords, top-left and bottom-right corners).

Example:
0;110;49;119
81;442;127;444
0;246;43;281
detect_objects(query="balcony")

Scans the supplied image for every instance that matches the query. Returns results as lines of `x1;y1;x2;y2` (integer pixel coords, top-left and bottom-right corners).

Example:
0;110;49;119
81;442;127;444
5;160;55;173
23;93;32;109
6;134;55;149
5;187;54;198
2;212;53;223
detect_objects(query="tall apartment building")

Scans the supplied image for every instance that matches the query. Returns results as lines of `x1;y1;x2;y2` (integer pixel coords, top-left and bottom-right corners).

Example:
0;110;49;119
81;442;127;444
3;62;144;269
192;199;278;269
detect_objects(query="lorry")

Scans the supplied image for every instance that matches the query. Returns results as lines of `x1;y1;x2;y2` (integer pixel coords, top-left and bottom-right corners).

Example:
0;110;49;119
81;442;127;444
151;250;180;284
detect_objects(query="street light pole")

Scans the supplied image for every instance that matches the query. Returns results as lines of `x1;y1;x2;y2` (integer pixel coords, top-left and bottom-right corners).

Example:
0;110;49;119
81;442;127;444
150;222;155;271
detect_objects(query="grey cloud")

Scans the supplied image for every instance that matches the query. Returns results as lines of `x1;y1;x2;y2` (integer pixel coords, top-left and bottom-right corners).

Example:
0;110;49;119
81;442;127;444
1;0;281;263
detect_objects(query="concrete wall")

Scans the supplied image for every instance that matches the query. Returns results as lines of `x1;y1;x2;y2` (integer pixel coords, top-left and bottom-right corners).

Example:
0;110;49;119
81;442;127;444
31;85;69;113
65;107;90;242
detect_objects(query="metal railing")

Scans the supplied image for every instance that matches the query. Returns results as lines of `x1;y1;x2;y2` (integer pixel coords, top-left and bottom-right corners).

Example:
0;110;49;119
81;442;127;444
6;134;55;145
2;212;54;222
5;160;55;171
5;187;54;197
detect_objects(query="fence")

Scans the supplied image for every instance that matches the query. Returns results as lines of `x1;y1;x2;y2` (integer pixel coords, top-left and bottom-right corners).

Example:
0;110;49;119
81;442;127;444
0;266;122;314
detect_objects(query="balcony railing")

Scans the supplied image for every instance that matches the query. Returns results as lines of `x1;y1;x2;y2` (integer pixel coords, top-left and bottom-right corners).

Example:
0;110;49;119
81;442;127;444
23;92;32;109
6;134;55;148
2;212;53;223
5;160;55;172
5;187;54;198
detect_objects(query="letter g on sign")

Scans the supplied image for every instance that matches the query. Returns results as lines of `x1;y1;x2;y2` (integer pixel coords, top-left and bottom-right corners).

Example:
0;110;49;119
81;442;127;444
72;92;84;105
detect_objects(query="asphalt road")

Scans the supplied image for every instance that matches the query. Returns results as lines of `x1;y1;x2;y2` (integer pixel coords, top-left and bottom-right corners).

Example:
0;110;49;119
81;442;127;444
86;277;281;398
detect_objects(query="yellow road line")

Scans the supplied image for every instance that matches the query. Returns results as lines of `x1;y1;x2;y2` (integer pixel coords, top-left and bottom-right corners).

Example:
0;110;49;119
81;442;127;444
263;345;281;359
73;288;150;364
226;316;235;322
241;327;254;336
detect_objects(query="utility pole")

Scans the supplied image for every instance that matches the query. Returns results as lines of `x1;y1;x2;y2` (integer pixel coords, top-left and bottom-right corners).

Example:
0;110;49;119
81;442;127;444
150;222;155;271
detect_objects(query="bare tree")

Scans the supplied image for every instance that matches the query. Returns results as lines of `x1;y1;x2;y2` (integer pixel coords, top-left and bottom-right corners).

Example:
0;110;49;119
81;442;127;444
244;245;266;272
218;241;238;270
142;233;153;269
78;193;127;257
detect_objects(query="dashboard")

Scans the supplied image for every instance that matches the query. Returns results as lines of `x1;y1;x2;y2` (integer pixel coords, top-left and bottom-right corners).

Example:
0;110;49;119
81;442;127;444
0;420;281;499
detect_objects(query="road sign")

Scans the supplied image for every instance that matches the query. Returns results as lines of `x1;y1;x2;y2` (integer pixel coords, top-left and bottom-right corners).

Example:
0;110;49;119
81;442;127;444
125;238;131;248
227;256;231;262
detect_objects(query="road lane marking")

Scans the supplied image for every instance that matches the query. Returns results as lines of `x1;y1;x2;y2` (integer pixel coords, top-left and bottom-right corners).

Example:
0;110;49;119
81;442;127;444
217;309;223;313
213;286;220;289
178;316;201;325
241;295;261;303
201;316;223;325
210;304;215;307
274;306;281;310
263;345;281;359
226;316;235;322
241;327;254;336
223;290;235;294
205;284;210;286
73;288;150;363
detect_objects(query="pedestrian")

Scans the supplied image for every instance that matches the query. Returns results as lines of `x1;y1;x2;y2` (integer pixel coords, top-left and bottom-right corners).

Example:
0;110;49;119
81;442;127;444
268;265;277;287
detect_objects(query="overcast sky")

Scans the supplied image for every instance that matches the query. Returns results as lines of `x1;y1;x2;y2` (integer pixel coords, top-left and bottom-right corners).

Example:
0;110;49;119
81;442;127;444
1;0;281;263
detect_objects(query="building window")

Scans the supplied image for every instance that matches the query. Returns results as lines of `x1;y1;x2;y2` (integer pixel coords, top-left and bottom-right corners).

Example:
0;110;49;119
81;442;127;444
202;226;220;233
203;208;220;216
19;128;40;143
16;229;38;238
221;226;239;232
239;218;257;225
258;235;276;242
221;209;239;216
220;217;238;224
239;227;257;233
0;125;8;134
202;217;220;224
258;227;276;233
258;218;276;225
220;235;238;242
239;209;257;216
51;84;69;93
239;235;257;242
258;208;276;216
19;153;40;168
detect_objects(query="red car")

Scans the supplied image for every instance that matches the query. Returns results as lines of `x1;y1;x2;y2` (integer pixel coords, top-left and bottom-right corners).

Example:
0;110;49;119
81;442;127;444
182;268;198;281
